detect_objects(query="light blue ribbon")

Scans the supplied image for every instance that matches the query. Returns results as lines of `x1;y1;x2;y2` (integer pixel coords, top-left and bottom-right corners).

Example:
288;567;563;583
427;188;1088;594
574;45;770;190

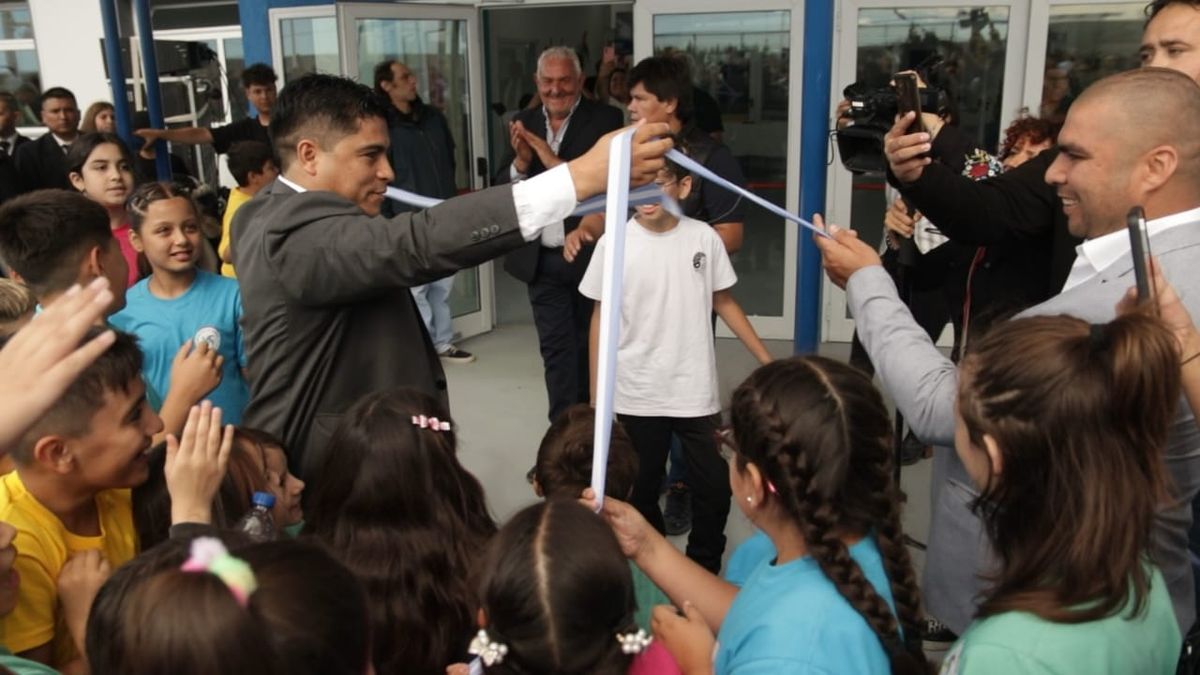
385;182;679;218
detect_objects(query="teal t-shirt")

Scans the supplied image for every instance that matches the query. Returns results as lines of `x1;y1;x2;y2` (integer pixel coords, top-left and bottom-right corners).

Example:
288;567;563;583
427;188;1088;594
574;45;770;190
631;560;671;632
939;566;1180;675
0;646;61;674
715;535;897;674
724;530;776;588
110;271;249;424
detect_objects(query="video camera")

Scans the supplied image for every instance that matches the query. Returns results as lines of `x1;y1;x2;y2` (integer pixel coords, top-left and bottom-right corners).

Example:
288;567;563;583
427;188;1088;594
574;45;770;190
835;57;950;174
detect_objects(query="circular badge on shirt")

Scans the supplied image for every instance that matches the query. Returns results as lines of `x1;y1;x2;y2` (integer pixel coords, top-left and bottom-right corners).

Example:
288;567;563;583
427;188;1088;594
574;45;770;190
693;252;707;270
194;326;221;352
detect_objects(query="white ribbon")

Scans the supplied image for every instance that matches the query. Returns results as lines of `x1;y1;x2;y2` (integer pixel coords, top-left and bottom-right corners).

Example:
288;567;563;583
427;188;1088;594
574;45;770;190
384;183;678;218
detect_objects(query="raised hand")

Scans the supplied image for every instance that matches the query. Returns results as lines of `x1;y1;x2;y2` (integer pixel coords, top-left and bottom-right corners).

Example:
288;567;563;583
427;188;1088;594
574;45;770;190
567;122;674;201
811;215;883;289
169;339;223;404
510;120;534;174
884;112;933;184
165;402;234;525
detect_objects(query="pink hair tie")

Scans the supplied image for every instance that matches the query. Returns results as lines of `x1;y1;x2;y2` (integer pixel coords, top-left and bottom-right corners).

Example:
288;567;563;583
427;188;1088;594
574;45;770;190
411;414;451;432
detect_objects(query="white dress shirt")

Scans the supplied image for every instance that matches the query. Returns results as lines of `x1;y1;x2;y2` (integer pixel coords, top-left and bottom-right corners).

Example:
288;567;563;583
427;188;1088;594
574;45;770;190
1061;206;1200;291
278;164;576;245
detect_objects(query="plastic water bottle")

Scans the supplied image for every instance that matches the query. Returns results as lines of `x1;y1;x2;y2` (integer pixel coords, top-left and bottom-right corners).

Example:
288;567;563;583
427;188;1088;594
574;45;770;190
235;491;276;542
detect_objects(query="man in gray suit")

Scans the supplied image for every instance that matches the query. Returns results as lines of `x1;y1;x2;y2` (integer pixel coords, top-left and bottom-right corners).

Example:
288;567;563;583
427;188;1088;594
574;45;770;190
816;67;1200;636
231;74;669;477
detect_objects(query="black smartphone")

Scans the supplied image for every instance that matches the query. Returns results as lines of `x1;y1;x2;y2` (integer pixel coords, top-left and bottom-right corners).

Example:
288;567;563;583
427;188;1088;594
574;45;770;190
894;72;925;134
1127;206;1154;302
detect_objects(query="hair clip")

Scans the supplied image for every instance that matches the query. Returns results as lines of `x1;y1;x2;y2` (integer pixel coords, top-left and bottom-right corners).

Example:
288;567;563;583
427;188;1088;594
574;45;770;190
766;481;778;495
411;414;451;432
616;628;653;655
468;629;508;666
180;537;258;607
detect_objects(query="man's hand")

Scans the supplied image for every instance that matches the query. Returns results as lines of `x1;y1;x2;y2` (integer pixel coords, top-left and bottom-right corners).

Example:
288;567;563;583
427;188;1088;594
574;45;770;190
836;98;853;131
883;197;919;240
567;122;673;201
165;401;234;525
1117;257;1200;358
520;127;563;169
58;550;112;655
0;277;116;455
564;227;595;263
651;602;716;675
509;121;534;175
169;339;223;404
811;214;882;289
884;112;932;184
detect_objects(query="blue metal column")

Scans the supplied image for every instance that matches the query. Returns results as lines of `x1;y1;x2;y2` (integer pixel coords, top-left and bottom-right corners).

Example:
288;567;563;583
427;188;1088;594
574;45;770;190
794;0;834;354
132;0;172;181
98;0;133;145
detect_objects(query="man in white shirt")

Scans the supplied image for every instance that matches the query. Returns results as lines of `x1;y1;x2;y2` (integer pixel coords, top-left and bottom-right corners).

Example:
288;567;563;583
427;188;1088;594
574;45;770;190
817;67;1200;637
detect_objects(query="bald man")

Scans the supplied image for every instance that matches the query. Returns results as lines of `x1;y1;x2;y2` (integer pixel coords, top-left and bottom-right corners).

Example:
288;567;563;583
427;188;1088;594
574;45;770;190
818;67;1200;642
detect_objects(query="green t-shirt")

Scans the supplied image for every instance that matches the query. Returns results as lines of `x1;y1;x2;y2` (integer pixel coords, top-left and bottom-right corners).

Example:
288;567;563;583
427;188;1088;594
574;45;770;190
939;567;1180;675
0;647;61;675
630;561;670;632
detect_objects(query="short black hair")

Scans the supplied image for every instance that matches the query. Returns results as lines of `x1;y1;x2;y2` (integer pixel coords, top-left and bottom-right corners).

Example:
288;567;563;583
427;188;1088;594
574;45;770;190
226;140;276;187
241;63;278;89
372;59;398;95
0;190;115;297
0;92;17;114
534;404;639;501
65;132;134;178
1;326;144;463
269;73;390;170
628;56;694;123
39;87;76;110
1146;0;1200;19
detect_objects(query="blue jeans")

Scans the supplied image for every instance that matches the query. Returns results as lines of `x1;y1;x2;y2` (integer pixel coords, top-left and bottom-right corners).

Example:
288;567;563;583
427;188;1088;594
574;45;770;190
411;275;455;352
666;434;687;486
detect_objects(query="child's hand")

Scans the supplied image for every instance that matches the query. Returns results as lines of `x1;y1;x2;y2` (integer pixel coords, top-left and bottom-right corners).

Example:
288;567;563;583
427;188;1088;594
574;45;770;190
0;277;116;454
580;488;655;560
165;402;233;525
58;549;112;654
445;664;470;675
169;339;224;403
651;602;715;675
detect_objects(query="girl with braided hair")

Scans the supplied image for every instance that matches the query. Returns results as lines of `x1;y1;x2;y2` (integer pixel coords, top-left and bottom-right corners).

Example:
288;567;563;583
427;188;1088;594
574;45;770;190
941;312;1182;674
587;355;926;674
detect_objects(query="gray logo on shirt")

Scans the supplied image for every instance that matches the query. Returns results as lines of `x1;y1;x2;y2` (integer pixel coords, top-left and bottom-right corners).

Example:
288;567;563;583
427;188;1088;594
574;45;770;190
693;252;706;270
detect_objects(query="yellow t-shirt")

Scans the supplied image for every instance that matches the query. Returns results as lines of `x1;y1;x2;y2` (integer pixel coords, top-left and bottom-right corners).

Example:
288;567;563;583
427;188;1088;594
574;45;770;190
219;186;252;278
0;472;137;665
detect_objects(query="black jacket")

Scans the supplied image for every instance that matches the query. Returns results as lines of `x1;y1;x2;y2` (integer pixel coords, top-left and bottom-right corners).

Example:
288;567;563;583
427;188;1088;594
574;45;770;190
889;127;1079;337
14;132;73;193
383;99;458;217
495;97;624;284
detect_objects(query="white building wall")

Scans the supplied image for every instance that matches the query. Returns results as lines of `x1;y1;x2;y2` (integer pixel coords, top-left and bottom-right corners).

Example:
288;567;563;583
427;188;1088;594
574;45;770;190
27;0;113;114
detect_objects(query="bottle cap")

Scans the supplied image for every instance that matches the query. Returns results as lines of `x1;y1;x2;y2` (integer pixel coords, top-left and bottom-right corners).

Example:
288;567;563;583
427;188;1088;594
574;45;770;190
251;491;276;508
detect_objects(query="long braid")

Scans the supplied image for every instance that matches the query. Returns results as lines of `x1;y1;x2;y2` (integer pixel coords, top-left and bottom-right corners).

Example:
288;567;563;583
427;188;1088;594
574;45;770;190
864;452;925;657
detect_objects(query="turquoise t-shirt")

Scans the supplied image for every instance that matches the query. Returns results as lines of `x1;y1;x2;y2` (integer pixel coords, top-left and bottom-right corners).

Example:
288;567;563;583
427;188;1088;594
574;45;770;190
939;566;1180;675
631;560;671;632
715;535;897;674
0;646;60;674
111;271;249;424
724;530;776;588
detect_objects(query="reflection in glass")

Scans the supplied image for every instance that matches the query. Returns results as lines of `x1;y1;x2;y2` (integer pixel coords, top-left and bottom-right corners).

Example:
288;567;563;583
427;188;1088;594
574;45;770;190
353;18;481;319
654;11;790;318
0;50;40;124
225;38;248;123
0;5;33;40
279;17;339;84
1043;3;1145;123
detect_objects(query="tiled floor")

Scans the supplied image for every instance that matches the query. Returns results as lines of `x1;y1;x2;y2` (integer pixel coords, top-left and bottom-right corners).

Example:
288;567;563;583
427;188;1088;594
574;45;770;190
444;322;933;575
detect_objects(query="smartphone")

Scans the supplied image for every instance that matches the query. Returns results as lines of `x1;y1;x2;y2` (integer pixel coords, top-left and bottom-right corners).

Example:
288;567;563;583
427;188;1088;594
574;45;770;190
1127;206;1154;302
894;72;926;134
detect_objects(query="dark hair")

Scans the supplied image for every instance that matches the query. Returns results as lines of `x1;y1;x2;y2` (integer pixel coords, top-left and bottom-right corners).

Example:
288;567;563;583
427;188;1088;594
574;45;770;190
661;134;692;181
628;56;694;123
269;73;390;170
133;439;270;550
0;92;17;114
999;116;1060;161
534;404;638;501
478;500;637;674
90;538;370;675
730;356;925;673
226;141;276;187
1;327;143;464
125;180;200;233
1147;0;1200;19
372;59;399;96
241;63;278;89
959;312;1179;623
65;132;134;180
303;388;496;675
38;86;76;110
0;190;114;297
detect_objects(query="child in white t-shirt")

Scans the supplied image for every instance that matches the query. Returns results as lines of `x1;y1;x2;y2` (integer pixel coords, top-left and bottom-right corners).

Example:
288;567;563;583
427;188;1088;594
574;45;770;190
579;154;771;573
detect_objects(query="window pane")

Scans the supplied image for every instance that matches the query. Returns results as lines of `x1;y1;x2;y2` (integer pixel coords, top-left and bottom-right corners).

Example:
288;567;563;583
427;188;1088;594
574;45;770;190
1042;3;1145;123
0;49;40;125
224;37;248;122
0;3;33;40
279;16;339;83
654;10;791;318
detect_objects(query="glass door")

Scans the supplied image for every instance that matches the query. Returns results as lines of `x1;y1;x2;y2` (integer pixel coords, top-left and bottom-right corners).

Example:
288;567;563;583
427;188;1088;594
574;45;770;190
822;0;1031;343
336;3;494;340
634;0;803;341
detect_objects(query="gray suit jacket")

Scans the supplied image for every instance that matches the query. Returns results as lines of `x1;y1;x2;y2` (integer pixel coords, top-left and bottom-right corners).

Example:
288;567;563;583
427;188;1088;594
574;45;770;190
846;220;1200;635
231;179;526;477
